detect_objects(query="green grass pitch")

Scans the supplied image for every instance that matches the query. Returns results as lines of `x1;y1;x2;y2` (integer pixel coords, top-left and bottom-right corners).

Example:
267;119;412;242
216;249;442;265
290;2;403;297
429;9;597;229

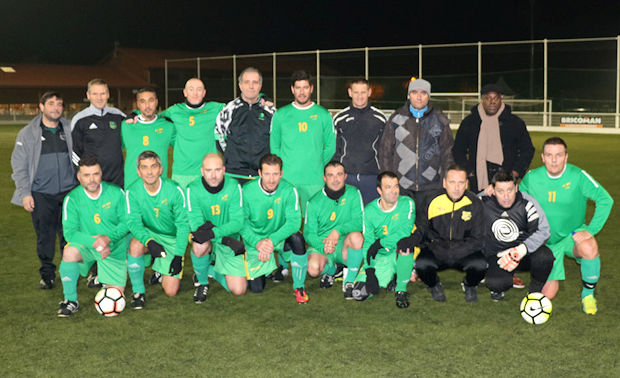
1;124;619;377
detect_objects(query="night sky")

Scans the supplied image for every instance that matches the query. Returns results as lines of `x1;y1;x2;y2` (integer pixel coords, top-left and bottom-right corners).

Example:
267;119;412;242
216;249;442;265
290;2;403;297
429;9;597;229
1;0;618;65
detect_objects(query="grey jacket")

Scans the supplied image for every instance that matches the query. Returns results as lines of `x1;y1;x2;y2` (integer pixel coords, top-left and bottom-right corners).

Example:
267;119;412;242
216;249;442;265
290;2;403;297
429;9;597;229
10;114;75;206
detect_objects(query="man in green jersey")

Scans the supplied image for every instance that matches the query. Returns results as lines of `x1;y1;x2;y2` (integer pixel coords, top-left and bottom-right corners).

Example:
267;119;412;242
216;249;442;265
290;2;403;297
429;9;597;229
305;161;364;299
270;70;336;212
519;137;613;314
241;154;309;303
57;155;129;317
125;151;190;307
187;153;247;301
352;171;416;308
121;87;175;189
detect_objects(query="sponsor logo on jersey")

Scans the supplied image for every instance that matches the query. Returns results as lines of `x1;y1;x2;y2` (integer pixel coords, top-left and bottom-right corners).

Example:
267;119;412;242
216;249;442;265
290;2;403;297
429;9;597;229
59;132;66;141
221;194;229;202
89;123;98;129
274;197;281;204
309;114;318;120
155;128;163;134
41;136;46;141
161;198;168;205
109;121;117;129
491;218;519;242
102;202;111;209
339;198;346;206
200;109;208;114
562;182;571;190
461;211;472;221
258;113;265;121
392;213;399;220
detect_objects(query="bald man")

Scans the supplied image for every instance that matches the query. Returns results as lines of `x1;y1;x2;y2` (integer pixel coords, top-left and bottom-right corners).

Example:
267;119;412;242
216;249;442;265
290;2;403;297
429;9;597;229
187;153;246;300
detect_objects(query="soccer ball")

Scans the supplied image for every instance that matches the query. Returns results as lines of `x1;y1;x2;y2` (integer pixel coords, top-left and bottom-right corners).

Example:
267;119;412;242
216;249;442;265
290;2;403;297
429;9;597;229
94;287;126;317
520;292;552;325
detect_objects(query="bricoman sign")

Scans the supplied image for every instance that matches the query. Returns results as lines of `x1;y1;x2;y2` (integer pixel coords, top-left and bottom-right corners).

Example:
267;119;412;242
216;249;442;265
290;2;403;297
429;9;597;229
560;116;603;128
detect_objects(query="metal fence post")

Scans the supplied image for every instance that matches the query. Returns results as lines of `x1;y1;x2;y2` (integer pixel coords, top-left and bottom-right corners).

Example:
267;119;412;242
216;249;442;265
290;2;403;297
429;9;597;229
365;47;369;80
544;39;548;127
273;52;277;105
233;55;237;99
418;44;423;78
316;49;321;104
164;59;169;108
197;57;200;79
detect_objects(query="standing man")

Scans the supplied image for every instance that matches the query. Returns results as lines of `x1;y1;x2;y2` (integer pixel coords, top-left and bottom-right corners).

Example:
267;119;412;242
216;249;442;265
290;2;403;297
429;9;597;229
333;78;387;205
241;154;309;303
187;153;247;300
378;77;454;209
71;78;126;188
305;161;364;299
162;78;224;188
519;137;613;314
121;87;175;189
415;165;487;303
215;67;275;183
125;151;189;307
11;91;76;289
270;70;336;211
57;155;129;317
453;83;535;193
351;171;416;309
481;170;554;301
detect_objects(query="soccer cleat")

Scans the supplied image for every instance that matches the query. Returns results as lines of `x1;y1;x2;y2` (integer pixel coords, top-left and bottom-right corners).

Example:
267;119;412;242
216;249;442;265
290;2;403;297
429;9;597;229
343;282;354;300
320;273;334;289
352;282;372;301
57;300;79;317
192;273;200;288
386;275;397;292
40;278;54;290
87;275;103;289
490;291;505;302
130;293;146;309
194;284;209;304
464;285;478;303
333;264;345;282
272;266;289;283
395;291;410;308
294;288;309;303
512;275;525;289
582;294;597;315
149;271;163;285
428;283;446;302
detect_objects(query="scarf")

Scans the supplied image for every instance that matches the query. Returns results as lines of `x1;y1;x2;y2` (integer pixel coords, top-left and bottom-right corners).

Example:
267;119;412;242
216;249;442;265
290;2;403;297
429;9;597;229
476;102;505;190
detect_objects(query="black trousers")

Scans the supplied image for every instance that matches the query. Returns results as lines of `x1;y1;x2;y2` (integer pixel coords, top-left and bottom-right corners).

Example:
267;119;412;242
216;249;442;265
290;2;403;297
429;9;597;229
31;191;67;280
415;248;488;287
485;245;555;293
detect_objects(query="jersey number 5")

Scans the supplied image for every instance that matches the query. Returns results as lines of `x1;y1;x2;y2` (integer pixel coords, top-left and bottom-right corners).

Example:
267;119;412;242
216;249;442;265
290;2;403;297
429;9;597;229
189;116;196;127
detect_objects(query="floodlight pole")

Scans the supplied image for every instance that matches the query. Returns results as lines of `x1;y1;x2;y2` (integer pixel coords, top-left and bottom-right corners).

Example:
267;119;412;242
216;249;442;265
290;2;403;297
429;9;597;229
616;35;619;128
365;47;369;80
316;50;321;105
164;59;169;108
273;52;277;106
418;44;423;78
543;39;548;127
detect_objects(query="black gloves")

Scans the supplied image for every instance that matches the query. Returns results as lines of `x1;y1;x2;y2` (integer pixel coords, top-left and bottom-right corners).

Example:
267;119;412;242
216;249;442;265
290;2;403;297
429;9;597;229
169;255;183;276
191;221;216;244
221;237;245;256
365;268;380;295
366;239;382;264
146;239;166;259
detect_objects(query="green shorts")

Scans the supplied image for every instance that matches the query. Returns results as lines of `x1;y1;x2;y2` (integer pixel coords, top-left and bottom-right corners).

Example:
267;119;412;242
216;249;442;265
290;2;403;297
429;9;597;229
151;234;185;279
355;250;397;288
245;240;288;280
73;237;129;287
212;242;246;277
171;173;200;189
307;238;345;266
547;237;580;281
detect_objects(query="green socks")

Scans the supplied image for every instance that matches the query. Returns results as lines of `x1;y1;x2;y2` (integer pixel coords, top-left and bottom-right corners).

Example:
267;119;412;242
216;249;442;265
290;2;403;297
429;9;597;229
345;248;362;283
207;265;230;292
580;256;600;299
322;262;336;276
127;254;145;294
191;252;211;285
290;253;308;289
59;261;79;302
395;253;414;292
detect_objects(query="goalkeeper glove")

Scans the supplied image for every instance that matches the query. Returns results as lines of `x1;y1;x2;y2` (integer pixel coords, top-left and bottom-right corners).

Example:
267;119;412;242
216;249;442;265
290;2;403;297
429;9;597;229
497;244;527;272
146;239;166;259
221;237;246;256
169;255;183;276
366;239;382;264
365;268;380;295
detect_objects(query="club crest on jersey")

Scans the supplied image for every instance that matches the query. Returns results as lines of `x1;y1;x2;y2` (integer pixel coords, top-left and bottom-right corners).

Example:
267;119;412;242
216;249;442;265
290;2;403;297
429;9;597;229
392;213;399;220
101;202;111;209
221;194;229;202
309;114;318;120
258;113;265;121
200;109;208;114
155;128;163;134
274;197;281;204
562;182;571;190
109;121;117;129
339;198;346;206
161;198;168;205
461;211;472;221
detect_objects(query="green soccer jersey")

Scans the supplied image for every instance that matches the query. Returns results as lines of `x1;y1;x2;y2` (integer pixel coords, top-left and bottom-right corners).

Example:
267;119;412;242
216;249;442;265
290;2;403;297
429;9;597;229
126;177;189;256
161;101;225;176
270;103;336;188
121;115;175;189
304;185;364;250
362;195;415;254
187;177;244;238
241;178;301;248
62;182;128;251
519;163;613;245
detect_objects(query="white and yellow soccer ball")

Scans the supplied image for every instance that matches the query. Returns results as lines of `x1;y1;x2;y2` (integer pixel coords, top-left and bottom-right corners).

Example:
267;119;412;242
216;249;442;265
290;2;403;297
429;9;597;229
520;292;552;325
94;287;126;317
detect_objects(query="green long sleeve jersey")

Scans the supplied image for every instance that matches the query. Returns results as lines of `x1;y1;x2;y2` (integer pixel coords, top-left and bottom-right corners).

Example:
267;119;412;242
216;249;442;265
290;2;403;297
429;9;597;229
62;182;128;251
269;103;336;186
304;185;364;249
121;115;175;189
161;102;224;176
241;178;301;248
362;195;416;254
125;177;189;256
519;163;613;245
186;178;244;239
